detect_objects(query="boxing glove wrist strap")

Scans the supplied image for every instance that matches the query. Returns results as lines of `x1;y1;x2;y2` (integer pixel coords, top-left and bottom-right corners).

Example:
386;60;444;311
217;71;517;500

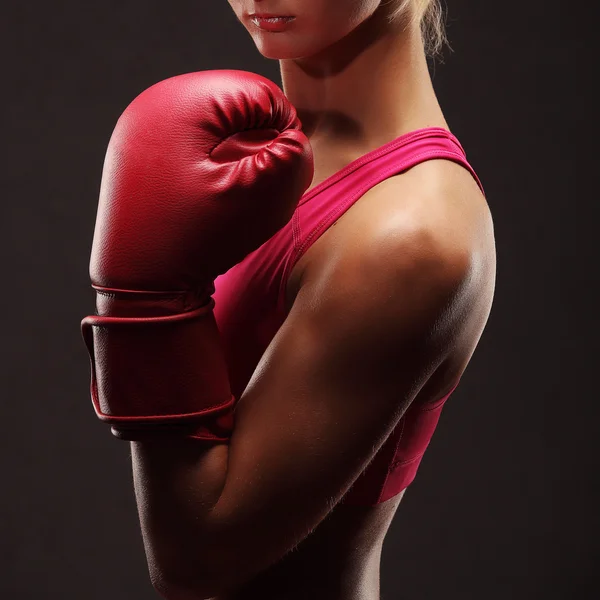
81;298;235;442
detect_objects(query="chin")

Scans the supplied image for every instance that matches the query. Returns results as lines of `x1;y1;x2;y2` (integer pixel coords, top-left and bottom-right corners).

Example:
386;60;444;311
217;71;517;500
251;33;335;61
255;43;308;60
245;28;296;58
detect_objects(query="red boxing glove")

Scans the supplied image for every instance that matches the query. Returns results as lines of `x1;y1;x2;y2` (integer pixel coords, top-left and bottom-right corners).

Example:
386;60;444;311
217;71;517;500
81;70;313;441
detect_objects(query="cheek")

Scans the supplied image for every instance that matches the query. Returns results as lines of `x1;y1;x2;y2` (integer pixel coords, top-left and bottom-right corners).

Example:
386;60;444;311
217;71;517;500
227;0;242;20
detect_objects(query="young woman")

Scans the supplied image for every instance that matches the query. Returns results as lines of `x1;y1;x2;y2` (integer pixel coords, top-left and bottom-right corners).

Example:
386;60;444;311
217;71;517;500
82;1;496;598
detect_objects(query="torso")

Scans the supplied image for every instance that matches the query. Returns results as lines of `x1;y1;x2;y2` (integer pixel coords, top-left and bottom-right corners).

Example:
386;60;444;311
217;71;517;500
213;139;496;600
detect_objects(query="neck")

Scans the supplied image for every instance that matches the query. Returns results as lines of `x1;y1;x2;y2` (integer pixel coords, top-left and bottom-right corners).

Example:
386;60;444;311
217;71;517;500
278;7;447;150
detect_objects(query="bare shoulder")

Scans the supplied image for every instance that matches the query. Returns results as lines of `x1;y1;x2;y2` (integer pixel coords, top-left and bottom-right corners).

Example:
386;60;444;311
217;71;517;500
294;156;494;274
362;158;494;257
295;158;496;394
302;157;495;285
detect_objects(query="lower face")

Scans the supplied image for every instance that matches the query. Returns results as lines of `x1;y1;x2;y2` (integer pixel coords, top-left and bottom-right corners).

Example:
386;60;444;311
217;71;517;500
227;0;383;60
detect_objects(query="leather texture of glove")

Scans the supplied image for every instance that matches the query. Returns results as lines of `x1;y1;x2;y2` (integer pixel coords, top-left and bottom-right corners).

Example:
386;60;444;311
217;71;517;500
81;70;314;441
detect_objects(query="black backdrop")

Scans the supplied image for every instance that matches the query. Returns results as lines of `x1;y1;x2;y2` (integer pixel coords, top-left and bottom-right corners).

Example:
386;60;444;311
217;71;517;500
2;1;596;598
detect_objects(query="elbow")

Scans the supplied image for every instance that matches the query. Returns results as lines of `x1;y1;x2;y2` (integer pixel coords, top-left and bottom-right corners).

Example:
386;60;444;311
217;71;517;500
149;560;226;600
143;514;248;597
151;576;195;600
141;523;228;598
151;573;216;600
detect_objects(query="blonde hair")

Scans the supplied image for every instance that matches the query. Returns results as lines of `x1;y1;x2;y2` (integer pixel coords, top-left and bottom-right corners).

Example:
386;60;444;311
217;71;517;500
387;0;448;57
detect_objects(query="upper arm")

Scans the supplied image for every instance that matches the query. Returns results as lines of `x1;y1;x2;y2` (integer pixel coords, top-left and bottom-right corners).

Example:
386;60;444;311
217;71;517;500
208;212;477;584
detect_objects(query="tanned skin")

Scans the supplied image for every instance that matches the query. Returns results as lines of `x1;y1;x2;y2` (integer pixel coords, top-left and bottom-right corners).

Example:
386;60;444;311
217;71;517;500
130;2;496;598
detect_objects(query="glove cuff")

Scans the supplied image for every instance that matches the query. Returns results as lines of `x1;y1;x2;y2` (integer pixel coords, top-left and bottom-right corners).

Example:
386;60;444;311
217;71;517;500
81;299;234;442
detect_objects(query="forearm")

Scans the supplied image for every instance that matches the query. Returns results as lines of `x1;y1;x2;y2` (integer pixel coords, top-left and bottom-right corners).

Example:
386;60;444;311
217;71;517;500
129;403;349;600
130;433;326;598
130;438;231;595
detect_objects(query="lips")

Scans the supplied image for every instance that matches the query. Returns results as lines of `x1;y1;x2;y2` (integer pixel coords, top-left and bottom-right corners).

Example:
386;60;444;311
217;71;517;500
249;14;295;32
250;13;294;19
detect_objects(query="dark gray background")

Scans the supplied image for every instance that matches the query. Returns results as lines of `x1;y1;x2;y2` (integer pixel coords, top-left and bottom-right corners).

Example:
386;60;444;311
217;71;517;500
2;1;596;598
